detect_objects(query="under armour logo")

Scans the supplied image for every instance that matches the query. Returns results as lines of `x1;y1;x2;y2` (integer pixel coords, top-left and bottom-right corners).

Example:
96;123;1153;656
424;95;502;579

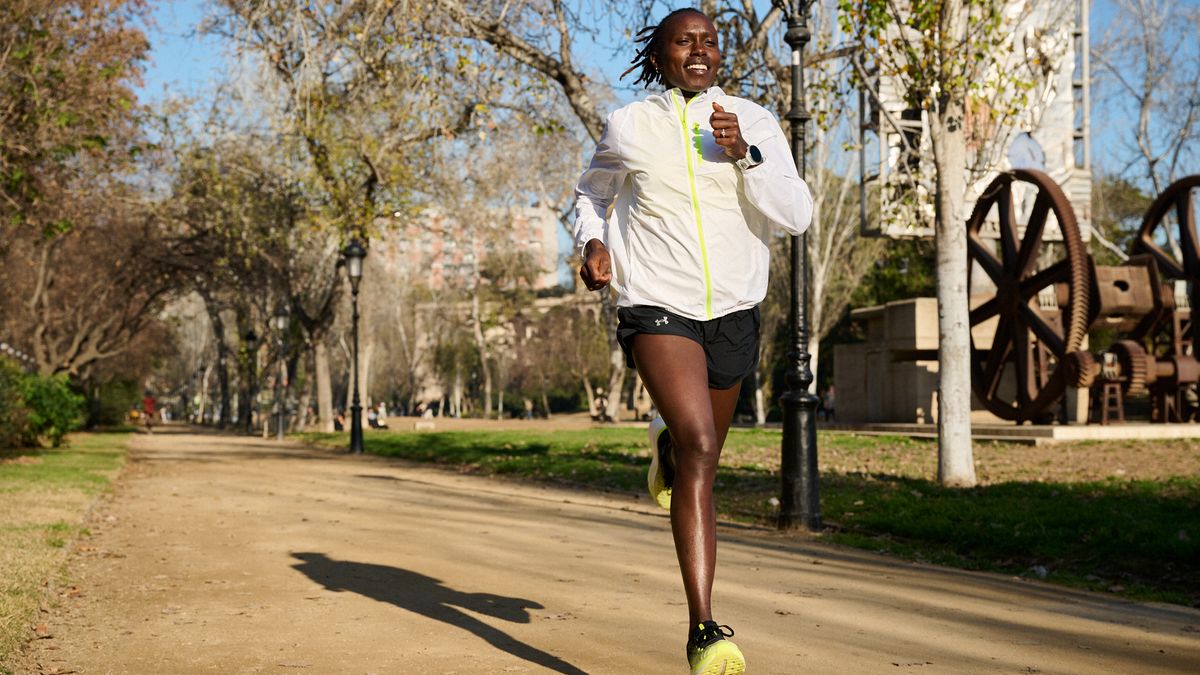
655;316;669;326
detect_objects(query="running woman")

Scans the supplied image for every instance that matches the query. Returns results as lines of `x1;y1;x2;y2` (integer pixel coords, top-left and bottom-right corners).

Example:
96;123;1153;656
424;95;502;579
574;8;813;674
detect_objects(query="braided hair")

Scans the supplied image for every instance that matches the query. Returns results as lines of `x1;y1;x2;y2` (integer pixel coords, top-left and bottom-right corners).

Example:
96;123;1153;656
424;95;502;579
619;8;708;89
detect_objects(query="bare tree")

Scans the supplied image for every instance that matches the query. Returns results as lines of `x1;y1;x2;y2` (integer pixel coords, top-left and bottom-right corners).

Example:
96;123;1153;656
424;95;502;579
207;0;482;430
1092;0;1200;193
1;180;175;378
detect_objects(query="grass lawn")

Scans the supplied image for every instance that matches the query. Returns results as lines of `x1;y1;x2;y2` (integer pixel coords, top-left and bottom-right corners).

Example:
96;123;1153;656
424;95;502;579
0;431;129;667
302;427;1200;607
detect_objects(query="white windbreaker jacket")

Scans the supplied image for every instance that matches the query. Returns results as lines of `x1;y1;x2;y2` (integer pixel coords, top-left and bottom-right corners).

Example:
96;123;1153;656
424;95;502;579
574;86;813;321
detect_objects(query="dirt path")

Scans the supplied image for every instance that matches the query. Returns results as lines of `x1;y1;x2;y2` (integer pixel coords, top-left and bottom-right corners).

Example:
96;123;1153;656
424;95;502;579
15;428;1200;674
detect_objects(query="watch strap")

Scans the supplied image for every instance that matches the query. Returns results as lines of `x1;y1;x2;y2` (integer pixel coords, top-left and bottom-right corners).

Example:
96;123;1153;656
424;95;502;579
736;145;763;171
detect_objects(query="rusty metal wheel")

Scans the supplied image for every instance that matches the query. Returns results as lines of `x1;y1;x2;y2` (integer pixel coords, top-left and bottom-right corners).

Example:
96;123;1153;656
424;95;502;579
966;169;1091;422
1064;350;1099;388
1133;174;1200;351
1109;339;1152;396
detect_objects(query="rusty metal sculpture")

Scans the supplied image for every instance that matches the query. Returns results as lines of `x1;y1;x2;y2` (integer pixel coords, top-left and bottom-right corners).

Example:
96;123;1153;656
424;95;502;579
966;169;1090;422
965;171;1199;424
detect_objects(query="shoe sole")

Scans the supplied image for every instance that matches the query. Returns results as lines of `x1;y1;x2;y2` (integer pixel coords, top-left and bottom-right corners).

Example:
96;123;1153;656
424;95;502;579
691;641;745;675
647;417;671;510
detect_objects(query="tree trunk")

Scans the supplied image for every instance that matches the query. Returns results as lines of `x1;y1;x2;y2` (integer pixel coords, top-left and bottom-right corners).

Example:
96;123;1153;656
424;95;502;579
930;9;977;487
605;352;626;422
807;335;821;396
453;363;463;418
216;349;231;429
471;287;492;418
482;365;494;419
358;341;373;429
202;300;232;429
314;340;334;432
342;337;352;415
753;369;767;426
198;362;213;425
236;311;258;435
600;291;626;423
583;376;596;418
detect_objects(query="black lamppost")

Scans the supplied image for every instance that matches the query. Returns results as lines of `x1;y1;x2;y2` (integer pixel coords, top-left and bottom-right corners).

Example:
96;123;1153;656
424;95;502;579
243;328;258;435
271;302;290;441
343;239;367;454
774;0;821;531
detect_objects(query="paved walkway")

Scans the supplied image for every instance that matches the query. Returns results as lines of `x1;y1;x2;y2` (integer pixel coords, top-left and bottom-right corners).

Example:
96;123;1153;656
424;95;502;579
17;429;1200;674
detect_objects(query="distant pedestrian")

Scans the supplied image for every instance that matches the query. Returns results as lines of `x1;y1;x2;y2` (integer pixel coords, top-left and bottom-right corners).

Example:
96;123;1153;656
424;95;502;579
367;405;389;430
822;386;836;423
141;392;157;433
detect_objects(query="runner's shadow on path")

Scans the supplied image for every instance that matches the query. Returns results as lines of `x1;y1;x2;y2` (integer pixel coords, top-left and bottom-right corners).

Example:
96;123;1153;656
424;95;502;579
290;552;586;674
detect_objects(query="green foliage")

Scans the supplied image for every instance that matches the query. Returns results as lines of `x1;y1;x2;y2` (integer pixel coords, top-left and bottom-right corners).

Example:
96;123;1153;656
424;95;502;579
850;238;938;307
840;0;1013;105
0;359;30;449
0;357;85;449
1091;173;1152;265
18;372;84;448
86;377;141;427
0;0;149;232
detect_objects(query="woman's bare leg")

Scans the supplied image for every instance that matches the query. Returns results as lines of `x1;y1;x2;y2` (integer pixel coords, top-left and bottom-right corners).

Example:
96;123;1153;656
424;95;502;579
632;334;742;626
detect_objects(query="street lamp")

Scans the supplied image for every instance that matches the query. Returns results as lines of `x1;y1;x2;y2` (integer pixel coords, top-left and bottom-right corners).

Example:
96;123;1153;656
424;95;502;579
244;328;258;434
342;239;367;454
271;302;290;441
774;0;822;531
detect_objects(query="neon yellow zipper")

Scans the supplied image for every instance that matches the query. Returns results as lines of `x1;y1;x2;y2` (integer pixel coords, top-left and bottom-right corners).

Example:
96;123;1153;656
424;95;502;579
671;90;714;319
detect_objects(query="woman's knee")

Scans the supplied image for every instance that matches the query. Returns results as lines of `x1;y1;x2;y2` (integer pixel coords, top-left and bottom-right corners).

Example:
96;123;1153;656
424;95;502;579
670;427;722;473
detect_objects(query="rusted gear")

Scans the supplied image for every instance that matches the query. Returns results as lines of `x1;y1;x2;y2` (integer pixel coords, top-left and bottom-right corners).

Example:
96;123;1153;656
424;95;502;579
1063;350;1099;388
966;169;1090;422
1133;175;1200;354
1134;174;1200;281
1109;340;1150;396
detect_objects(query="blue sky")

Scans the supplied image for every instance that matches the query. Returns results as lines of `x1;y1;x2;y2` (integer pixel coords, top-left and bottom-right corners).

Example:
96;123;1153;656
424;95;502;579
138;1;1151;171
137;1;642;107
137;1;226;103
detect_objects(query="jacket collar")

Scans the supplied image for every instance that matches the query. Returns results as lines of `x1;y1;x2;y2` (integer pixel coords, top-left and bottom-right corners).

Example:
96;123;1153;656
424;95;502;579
645;85;725;111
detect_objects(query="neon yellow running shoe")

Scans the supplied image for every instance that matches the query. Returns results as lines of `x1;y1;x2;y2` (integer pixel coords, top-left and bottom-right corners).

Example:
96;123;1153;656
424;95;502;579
647;417;673;510
687;621;745;674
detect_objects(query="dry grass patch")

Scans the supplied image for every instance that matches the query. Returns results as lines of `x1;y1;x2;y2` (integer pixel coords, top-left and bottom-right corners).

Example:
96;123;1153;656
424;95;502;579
0;432;128;668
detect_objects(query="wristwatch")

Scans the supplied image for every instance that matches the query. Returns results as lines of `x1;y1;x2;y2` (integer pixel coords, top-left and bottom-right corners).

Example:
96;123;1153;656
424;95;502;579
735;144;763;171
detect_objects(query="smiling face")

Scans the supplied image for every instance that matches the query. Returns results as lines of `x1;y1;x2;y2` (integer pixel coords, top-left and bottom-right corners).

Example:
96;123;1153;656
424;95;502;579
651;11;720;96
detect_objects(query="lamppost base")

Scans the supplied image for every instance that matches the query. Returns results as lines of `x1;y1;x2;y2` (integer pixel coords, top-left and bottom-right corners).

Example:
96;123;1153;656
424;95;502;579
779;390;821;531
349;404;364;454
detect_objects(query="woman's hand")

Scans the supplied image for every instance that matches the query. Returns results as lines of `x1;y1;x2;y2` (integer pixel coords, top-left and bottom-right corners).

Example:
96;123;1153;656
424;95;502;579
579;239;612;291
710;102;748;160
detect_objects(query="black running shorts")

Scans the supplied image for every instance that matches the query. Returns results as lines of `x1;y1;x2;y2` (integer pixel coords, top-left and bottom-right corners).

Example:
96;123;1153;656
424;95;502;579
616;305;760;390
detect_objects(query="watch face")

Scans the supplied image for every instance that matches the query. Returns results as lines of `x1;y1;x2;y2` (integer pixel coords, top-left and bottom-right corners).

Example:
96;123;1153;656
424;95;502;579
748;145;762;163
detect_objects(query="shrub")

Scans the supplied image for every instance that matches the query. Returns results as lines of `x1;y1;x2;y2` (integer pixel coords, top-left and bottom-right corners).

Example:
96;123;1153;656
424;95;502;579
86;377;140;426
0;358;30;448
20;372;85;447
0;357;85;449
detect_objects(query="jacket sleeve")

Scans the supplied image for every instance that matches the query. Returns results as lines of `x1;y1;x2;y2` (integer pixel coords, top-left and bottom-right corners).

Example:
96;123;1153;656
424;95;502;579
739;106;813;236
573;111;627;258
